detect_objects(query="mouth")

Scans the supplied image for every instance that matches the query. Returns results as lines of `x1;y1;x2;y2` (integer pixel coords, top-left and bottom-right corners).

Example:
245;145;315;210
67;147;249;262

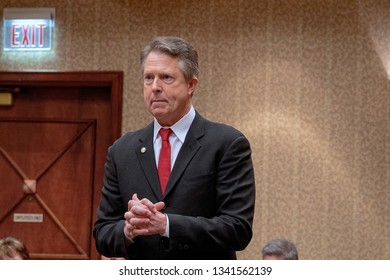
151;99;167;104
151;100;168;108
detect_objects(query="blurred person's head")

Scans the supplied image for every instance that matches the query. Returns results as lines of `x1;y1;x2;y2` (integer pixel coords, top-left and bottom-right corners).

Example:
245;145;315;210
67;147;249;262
0;237;29;260
262;238;298;260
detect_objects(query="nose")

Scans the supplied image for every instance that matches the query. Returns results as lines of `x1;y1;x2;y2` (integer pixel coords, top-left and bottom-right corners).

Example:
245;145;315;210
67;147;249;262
151;78;162;92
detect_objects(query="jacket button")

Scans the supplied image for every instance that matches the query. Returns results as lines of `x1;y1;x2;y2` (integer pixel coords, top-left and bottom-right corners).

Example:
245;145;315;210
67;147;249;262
183;245;189;250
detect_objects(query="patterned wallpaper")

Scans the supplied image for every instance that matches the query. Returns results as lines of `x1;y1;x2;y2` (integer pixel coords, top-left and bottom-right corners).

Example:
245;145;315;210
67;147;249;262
1;0;389;260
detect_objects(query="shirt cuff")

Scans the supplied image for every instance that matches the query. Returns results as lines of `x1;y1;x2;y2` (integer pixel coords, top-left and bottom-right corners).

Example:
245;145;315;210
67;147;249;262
161;214;170;238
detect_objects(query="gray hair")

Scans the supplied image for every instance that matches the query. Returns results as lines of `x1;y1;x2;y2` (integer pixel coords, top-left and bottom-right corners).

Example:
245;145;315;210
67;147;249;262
140;36;199;82
0;236;29;260
262;238;298;260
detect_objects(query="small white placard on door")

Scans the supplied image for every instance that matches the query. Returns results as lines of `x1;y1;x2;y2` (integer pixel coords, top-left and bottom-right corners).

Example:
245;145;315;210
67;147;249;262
13;213;43;223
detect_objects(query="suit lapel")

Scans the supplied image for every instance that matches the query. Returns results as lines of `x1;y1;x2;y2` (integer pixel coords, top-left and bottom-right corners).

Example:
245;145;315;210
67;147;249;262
164;113;205;197
135;123;163;200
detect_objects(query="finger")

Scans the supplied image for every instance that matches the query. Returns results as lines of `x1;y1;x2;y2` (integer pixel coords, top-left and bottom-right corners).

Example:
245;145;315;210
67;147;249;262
130;217;150;228
132;228;149;236
141;212;167;235
154;202;165;211
128;193;140;211
124;211;134;221
131;204;152;218
140;198;158;213
124;220;135;237
125;219;136;230
125;207;148;221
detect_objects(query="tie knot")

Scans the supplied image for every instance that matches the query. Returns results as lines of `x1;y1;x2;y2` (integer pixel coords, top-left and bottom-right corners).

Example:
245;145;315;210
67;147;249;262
159;128;172;141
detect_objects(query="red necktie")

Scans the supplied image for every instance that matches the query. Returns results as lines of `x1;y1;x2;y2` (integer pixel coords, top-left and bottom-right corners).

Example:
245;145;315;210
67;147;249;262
158;128;172;195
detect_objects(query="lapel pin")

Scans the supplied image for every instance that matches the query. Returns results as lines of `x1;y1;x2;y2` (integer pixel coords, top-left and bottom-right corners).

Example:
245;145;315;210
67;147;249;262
140;147;146;153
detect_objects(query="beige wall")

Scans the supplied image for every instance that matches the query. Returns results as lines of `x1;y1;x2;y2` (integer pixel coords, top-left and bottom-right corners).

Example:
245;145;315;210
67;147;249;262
1;0;389;260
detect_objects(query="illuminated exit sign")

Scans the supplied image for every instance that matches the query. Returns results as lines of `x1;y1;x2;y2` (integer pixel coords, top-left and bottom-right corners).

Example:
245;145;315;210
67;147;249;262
3;8;55;51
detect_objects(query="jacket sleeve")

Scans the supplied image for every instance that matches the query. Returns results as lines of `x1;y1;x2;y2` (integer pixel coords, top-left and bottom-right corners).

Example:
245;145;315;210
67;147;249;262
93;145;129;258
167;134;256;252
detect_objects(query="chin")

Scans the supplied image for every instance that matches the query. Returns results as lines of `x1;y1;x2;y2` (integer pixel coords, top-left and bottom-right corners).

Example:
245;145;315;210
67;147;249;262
151;109;167;118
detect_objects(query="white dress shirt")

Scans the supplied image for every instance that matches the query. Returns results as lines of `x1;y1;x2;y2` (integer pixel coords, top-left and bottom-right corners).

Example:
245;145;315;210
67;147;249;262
153;105;196;168
152;105;196;237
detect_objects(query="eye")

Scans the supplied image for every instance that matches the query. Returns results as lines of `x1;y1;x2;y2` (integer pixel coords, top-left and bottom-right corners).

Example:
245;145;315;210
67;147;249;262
162;75;174;84
144;75;153;85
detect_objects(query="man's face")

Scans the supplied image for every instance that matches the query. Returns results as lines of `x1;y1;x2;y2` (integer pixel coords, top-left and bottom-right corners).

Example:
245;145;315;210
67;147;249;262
143;51;198;126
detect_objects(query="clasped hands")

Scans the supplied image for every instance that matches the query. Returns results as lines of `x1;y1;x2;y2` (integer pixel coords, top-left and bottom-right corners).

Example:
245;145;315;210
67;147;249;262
124;193;166;240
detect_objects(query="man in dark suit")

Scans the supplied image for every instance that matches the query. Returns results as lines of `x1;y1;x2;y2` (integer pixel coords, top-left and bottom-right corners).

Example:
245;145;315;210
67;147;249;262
93;36;256;259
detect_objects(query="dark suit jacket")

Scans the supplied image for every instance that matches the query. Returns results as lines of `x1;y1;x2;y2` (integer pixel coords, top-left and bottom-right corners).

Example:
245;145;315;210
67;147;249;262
93;112;255;259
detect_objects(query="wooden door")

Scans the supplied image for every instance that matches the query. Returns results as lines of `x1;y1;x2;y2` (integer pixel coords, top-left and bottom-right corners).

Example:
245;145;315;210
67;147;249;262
0;72;122;259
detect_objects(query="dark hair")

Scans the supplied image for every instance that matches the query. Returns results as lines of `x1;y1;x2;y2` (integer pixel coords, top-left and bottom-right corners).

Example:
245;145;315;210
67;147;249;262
262;238;298;260
0;236;29;260
140;36;199;82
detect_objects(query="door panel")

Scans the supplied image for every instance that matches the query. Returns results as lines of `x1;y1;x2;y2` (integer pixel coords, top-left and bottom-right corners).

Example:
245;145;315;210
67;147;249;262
0;119;95;259
0;72;122;259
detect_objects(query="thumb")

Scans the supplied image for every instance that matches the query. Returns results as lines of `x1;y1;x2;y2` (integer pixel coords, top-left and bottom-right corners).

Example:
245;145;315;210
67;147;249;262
132;193;140;201
154;202;165;211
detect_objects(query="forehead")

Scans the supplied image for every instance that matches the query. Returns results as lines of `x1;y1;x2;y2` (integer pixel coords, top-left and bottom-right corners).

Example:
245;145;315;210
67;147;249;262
263;254;284;260
144;51;183;73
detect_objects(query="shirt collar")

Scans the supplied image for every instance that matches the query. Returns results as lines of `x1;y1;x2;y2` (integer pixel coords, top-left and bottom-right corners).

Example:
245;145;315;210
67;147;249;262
153;106;196;143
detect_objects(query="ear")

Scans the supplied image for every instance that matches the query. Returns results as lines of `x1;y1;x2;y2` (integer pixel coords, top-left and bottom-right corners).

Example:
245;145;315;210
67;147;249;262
187;77;198;96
